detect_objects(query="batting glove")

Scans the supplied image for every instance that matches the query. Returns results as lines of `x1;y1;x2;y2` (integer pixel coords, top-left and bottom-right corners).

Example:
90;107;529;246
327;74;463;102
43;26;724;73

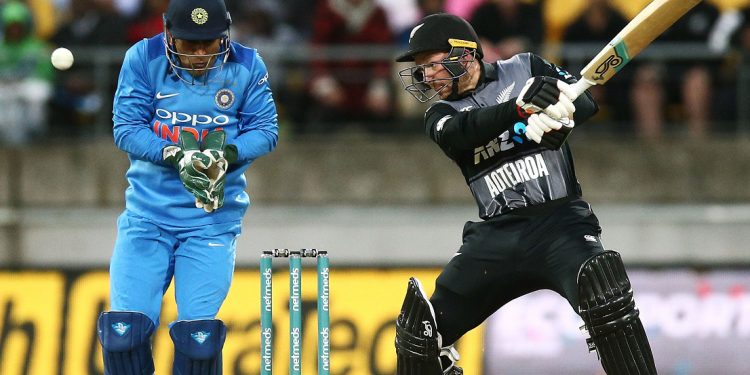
526;113;575;150
516;76;577;120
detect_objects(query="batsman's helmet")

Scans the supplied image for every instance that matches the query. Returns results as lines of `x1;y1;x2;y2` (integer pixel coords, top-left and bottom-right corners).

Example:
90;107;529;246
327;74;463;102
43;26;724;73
163;0;232;83
395;13;483;62
396;13;483;102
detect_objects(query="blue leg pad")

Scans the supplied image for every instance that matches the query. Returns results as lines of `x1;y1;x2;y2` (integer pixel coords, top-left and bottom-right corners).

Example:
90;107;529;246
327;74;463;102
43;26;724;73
97;311;155;375
170;319;227;375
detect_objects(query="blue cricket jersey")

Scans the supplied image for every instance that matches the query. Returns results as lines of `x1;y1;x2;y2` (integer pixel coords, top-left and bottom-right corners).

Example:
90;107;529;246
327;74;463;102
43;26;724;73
112;34;278;226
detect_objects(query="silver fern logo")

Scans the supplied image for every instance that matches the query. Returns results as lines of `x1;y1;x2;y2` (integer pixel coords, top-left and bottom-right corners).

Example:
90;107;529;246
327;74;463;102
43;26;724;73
496;82;516;104
409;23;424;43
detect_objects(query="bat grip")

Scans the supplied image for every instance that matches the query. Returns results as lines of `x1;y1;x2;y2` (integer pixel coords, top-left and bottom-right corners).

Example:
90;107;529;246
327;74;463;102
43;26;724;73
570;78;595;100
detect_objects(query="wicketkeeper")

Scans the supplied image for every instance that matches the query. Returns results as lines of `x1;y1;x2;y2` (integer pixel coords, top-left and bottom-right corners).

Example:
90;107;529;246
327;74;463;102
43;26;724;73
97;0;278;373
393;13;656;374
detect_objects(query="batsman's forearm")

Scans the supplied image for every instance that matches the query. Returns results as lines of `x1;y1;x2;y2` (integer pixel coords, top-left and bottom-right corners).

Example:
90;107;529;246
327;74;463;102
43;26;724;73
113;123;171;164
431;101;526;151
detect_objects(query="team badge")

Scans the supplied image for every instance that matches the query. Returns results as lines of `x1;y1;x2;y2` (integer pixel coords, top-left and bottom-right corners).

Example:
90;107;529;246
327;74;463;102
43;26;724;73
191;331;211;344
215;88;235;109
191;8;208;25
111;322;130;336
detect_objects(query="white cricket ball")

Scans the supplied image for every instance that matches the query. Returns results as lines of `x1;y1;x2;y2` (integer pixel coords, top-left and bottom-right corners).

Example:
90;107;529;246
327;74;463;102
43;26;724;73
51;47;74;70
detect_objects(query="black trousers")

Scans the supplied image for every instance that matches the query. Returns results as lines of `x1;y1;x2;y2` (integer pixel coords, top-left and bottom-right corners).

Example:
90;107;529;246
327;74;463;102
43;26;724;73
431;198;606;346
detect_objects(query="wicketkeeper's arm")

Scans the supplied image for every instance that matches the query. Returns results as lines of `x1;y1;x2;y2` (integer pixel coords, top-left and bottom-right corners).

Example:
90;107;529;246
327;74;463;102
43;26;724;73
113;42;171;164
232;60;279;163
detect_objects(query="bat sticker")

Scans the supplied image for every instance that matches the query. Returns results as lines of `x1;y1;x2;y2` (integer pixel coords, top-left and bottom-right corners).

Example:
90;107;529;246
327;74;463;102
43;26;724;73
593;53;623;81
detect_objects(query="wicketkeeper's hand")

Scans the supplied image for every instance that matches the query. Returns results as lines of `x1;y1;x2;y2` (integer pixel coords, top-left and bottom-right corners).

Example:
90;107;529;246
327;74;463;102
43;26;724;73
162;131;213;207
196;130;237;213
516;76;576;120
526;113;575;150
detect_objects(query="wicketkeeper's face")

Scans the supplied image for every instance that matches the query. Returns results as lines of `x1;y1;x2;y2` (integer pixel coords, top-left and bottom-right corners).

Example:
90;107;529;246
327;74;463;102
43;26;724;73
173;38;222;77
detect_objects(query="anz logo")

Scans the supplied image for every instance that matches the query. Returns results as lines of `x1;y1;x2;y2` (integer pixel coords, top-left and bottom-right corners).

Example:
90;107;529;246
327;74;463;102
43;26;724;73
511;122;526;143
474;121;527;164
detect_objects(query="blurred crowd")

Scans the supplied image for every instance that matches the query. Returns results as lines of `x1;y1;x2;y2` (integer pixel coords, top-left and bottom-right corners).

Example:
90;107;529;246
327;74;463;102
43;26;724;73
2;0;750;145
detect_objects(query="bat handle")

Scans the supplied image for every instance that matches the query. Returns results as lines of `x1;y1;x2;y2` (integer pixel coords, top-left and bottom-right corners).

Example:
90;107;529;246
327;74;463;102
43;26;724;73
570;78;595;100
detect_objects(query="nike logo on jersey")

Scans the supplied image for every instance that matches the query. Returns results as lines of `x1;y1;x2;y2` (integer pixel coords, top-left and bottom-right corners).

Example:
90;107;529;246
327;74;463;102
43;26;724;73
155;92;179;99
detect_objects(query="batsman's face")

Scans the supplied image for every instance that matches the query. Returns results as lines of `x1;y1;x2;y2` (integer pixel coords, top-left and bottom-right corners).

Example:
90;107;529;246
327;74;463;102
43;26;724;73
414;51;454;99
173;38;221;76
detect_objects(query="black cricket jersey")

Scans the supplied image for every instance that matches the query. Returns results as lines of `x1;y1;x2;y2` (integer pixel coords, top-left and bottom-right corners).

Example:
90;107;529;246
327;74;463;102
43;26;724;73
424;53;598;219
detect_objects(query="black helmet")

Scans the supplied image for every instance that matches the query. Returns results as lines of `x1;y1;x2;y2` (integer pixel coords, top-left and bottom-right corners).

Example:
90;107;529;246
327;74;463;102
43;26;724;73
164;0;231;41
396;13;483;62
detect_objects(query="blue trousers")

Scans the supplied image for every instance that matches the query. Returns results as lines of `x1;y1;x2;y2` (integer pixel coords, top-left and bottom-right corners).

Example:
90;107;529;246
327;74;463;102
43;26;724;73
109;210;241;326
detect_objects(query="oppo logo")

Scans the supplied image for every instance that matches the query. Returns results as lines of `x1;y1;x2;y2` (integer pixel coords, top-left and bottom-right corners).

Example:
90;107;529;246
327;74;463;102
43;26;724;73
155;108;229;126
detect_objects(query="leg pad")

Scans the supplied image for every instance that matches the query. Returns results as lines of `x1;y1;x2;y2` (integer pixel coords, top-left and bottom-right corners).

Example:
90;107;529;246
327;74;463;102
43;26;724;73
396;277;463;375
170;319;226;375
578;251;657;375
97;311;155;375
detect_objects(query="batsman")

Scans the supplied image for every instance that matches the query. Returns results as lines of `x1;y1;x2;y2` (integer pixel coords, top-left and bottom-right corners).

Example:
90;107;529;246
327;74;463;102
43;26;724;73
97;0;278;373
393;13;656;374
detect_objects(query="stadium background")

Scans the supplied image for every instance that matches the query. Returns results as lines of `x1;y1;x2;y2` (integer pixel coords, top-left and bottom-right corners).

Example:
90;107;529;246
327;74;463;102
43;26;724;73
1;0;750;374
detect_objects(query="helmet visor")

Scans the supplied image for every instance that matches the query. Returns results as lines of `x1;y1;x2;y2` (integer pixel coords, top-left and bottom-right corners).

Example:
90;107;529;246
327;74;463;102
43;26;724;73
398;48;476;103
398;65;450;103
163;30;230;85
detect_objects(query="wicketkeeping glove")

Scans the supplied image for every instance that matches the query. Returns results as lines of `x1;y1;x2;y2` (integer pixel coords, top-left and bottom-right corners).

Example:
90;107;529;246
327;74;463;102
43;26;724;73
516;76;577;120
162;131;213;207
197;130;237;213
526;113;575;150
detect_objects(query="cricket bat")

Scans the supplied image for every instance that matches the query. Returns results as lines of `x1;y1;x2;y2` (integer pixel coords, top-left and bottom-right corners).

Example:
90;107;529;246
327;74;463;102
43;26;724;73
569;0;703;98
